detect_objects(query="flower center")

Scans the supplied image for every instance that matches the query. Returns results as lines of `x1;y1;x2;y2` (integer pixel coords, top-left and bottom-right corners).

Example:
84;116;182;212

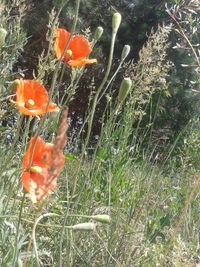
30;165;42;174
26;99;35;108
66;49;73;58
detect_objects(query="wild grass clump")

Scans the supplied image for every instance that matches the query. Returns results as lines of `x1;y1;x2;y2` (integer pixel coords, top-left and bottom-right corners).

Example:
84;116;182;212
0;0;200;266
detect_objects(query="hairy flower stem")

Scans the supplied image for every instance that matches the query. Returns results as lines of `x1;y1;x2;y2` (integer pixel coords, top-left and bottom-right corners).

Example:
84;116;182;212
12;192;26;267
27;0;80;170
1;114;23;171
45;1;69;63
71;29;118;197
98;61;123;103
84;33;117;152
23;202;47;267
49;0;80;99
57;2;81;265
32;213;60;267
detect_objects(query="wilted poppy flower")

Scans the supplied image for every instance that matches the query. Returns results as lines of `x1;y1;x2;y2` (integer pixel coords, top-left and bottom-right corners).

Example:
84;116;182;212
54;28;97;67
11;79;59;116
21;136;65;203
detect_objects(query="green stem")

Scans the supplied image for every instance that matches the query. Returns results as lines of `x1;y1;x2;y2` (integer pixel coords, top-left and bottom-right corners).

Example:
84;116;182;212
27;0;81;169
98;60;124;104
45;0;69;64
71;31;118;197
1;114;23;171
12;192;26;267
32;213;60;267
49;0;80;100
84;31;117;151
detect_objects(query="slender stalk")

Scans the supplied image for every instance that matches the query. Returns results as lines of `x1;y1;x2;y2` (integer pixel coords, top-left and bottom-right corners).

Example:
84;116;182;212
32;213;60;267
60;67;77;105
45;2;68;62
84;31;117;151
26;0;81;170
1;114;23;171
167;9;200;68
56;63;67;100
12;192;26;267
49;0;80;100
59;173;70;267
98;60;124;104
57;2;81;266
162;175;200;265
71;28;118;197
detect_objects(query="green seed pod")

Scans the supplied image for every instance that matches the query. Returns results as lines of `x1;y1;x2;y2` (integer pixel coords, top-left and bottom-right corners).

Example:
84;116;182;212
112;13;121;33
72;222;96;231
91;214;111;224
118;78;132;103
94;26;104;41
0;27;7;47
8;79;20;93
121;45;130;61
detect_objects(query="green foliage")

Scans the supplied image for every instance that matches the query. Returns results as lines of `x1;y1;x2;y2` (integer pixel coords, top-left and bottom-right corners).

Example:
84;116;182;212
0;0;27;93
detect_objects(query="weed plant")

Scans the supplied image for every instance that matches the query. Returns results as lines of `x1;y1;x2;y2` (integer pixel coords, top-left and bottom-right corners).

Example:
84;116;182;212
0;0;200;266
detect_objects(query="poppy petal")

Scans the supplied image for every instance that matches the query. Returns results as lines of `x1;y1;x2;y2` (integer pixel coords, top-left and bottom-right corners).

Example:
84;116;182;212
22;137;45;169
21;172;31;192
54;28;71;61
16;80;48;105
16;101;58;116
68;58;97;67
41;103;59;113
21;136;65;203
68;34;92;59
14;80;58;116
54;28;97;67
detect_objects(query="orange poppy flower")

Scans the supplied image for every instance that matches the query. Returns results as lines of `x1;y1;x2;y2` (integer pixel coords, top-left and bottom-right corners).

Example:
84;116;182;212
54;28;97;67
11;79;59;116
21;136;65;203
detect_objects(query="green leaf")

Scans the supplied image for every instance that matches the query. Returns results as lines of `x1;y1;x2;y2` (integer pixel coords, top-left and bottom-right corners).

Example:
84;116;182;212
64;153;78;161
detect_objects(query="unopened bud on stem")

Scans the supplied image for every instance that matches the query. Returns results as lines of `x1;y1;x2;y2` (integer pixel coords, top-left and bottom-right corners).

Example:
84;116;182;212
121;45;130;61
118;78;132;103
94;26;104;41
91;214;111;224
72;222;96;231
112;13;121;33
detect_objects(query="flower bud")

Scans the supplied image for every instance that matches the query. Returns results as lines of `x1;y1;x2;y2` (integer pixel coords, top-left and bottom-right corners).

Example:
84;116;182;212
0;27;7;47
94;26;104;41
91;214;111;224
72;222;96;231
121;45;130;61
118;78;132;103
112;13;121;33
